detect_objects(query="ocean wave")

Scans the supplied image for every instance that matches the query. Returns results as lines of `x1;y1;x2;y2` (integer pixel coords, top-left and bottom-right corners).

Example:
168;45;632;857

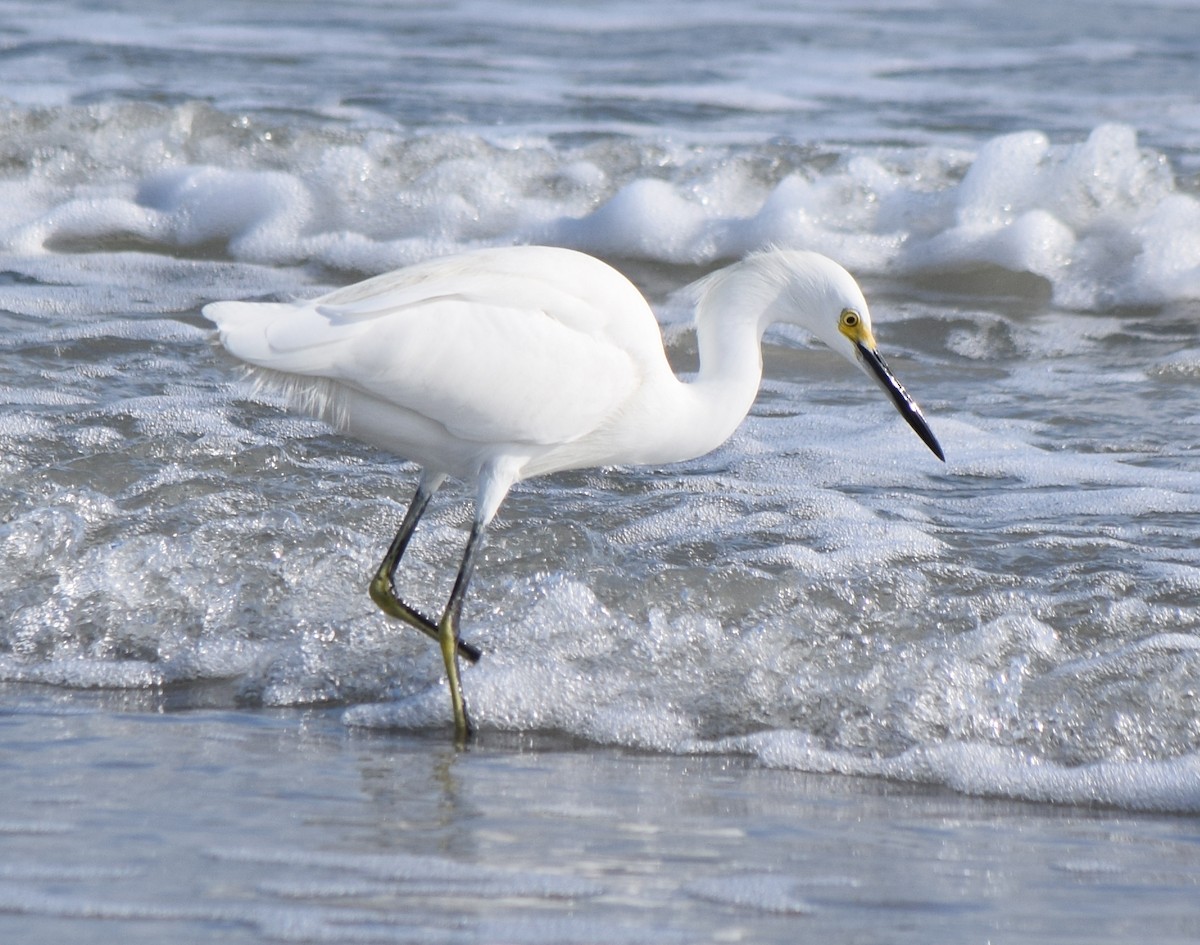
0;102;1197;309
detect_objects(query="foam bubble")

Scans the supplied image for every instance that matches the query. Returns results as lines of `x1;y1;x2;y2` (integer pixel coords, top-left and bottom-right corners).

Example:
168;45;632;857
554;178;713;262
706;730;1200;813
136;166;314;264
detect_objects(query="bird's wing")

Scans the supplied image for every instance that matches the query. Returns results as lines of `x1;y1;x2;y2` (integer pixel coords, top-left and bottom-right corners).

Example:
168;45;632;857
207;287;644;447
336;293;641;444
206;247;675;445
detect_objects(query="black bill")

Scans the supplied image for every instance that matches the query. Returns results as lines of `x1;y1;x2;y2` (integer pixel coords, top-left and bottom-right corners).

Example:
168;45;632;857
856;343;945;461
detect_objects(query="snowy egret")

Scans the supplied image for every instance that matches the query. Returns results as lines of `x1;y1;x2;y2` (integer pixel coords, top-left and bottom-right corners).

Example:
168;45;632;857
205;245;943;737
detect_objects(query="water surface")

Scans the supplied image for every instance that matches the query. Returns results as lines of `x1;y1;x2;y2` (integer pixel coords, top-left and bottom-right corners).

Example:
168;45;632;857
2;1;1200;938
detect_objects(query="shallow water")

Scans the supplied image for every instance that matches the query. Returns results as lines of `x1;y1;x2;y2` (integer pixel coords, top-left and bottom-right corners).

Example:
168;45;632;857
2;0;1200;935
4;685;1200;945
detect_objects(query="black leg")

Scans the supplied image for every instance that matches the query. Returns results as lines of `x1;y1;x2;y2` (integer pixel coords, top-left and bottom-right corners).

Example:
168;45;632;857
438;516;488;739
369;476;481;664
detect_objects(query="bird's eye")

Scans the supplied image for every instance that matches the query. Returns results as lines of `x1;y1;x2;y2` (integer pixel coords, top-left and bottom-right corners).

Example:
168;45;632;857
840;309;860;329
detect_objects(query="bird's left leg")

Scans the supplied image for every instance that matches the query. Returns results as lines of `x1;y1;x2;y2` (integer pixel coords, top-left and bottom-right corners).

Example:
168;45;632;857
369;472;482;664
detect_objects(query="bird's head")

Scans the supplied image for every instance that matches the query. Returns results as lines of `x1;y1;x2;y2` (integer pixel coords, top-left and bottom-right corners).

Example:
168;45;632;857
765;250;945;462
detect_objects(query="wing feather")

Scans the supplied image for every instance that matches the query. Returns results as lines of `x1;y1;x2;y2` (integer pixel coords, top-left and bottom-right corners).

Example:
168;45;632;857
342;296;639;444
204;247;659;446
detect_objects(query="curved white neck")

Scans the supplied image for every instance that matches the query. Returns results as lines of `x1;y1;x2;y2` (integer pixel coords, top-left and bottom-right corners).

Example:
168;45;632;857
624;273;777;467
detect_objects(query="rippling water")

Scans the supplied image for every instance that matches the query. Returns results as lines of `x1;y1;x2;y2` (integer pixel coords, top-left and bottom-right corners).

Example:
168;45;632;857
2;0;1200;939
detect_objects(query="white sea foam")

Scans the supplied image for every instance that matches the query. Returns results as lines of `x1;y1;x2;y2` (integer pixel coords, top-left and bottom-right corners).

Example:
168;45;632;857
0;104;1196;311
6;279;1199;813
712;730;1200;813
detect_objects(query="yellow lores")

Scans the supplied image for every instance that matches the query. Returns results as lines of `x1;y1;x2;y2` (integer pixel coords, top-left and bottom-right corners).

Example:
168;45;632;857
838;307;872;346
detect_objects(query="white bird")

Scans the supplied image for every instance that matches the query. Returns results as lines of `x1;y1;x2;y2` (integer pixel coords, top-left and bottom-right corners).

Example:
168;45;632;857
204;245;943;738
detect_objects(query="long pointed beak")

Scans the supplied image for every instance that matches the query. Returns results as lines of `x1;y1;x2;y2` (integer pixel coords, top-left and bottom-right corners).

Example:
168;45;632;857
855;343;945;461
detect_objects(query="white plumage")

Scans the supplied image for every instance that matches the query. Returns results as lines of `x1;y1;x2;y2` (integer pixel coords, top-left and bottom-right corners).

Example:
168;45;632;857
205;244;943;737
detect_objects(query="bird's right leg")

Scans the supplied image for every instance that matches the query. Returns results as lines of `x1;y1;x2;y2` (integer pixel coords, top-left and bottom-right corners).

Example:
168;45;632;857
437;515;487;740
369;473;481;664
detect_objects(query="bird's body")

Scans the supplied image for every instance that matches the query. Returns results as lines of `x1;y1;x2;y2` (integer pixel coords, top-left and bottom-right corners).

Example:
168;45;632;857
205;245;943;737
211;247;760;486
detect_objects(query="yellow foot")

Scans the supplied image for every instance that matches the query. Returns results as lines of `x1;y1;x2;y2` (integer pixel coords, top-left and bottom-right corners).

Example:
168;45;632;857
439;616;474;740
369;573;482;663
